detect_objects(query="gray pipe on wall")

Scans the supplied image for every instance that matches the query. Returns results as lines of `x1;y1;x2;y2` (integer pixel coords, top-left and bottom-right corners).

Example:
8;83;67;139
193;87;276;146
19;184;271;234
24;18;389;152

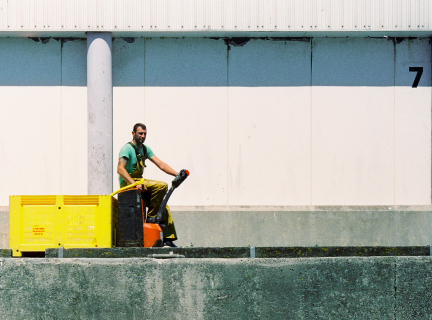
87;32;113;195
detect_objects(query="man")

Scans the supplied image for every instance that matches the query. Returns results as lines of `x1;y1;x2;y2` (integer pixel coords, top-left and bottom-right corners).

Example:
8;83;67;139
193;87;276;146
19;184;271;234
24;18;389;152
117;123;178;247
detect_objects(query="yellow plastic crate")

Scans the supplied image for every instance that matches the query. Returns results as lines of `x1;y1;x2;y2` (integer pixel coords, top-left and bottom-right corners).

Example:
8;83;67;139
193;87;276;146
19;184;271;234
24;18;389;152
9;195;118;257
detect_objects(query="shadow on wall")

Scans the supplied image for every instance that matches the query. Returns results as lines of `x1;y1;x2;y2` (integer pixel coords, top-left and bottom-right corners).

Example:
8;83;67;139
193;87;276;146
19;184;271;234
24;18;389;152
0;37;429;88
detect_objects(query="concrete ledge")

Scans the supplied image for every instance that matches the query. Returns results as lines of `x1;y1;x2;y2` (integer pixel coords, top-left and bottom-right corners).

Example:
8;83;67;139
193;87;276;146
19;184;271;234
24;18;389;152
0;249;11;257
256;246;430;258
2;206;432;247
396;258;432;319
172;208;432;247
42;246;431;259
0;207;8;249
170;205;432;211
0;257;431;319
45;247;250;258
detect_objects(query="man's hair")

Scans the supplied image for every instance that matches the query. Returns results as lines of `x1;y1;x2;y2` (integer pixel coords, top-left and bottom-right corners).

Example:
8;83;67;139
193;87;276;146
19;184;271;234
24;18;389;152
133;123;146;132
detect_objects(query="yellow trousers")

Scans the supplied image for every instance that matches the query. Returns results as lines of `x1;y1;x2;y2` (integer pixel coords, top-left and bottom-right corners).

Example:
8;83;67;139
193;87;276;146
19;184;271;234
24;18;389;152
121;179;177;240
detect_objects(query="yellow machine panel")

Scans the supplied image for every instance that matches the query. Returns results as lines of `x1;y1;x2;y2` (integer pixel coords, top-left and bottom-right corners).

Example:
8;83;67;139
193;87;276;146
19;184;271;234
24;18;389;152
9;195;118;257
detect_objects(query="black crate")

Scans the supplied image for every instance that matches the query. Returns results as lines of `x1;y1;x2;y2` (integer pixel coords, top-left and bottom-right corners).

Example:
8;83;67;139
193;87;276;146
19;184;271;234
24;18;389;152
117;189;144;247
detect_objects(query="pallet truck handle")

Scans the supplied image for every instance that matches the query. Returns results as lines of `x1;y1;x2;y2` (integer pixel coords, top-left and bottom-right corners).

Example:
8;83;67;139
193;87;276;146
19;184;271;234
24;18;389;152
171;169;190;188
109;178;145;197
154;169;189;226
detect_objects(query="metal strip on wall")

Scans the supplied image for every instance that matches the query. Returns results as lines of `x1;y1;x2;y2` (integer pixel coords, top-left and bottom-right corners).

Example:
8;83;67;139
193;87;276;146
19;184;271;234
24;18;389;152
0;0;431;33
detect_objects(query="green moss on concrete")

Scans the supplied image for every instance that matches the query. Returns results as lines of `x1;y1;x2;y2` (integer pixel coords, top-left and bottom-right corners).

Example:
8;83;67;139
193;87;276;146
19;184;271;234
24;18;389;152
44;246;430;259
0;256;415;319
45;247;250;258
0;249;11;257
256;246;429;258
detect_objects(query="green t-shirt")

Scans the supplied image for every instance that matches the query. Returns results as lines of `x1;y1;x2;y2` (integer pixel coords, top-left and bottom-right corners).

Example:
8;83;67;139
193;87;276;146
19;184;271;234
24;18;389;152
118;143;155;186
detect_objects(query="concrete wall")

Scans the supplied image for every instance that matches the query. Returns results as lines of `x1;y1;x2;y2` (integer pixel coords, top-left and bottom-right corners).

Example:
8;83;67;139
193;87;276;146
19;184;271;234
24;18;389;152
0;37;430;206
0;256;431;319
2;205;432;248
171;206;432;247
0;207;7;248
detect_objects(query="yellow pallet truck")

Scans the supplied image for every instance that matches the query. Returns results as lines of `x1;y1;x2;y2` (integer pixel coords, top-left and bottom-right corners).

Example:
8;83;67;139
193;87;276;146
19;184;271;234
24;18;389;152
9;170;189;256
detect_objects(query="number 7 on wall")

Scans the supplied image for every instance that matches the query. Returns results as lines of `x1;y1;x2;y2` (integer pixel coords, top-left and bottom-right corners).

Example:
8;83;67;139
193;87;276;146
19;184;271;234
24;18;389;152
409;67;423;88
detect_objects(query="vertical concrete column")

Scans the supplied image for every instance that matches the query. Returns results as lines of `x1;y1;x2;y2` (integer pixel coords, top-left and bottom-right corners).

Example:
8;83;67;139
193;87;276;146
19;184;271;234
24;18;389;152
87;32;113;195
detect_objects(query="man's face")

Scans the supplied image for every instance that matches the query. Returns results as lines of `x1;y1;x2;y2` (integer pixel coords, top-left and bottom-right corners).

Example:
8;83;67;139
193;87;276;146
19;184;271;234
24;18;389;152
133;127;147;145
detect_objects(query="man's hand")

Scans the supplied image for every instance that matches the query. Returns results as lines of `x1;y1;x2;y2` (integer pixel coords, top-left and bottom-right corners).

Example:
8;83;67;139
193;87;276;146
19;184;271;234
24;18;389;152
136;184;147;191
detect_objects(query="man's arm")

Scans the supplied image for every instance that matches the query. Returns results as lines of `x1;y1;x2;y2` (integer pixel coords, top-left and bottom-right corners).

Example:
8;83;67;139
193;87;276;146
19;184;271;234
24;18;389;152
117;157;146;190
149;156;178;177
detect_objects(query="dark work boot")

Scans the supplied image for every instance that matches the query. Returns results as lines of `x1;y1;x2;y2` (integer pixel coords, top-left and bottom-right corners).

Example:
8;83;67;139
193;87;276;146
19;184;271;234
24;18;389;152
163;240;177;248
146;217;156;224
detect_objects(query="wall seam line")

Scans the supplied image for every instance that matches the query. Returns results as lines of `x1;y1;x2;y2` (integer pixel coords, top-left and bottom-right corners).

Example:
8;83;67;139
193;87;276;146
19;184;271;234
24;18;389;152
394;39;396;205
226;42;230;206
60;39;63;195
310;37;313;206
143;38;146;126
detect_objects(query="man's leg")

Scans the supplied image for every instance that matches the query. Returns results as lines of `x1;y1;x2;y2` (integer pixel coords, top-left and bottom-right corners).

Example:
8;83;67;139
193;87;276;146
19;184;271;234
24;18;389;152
143;179;177;241
162;205;177;241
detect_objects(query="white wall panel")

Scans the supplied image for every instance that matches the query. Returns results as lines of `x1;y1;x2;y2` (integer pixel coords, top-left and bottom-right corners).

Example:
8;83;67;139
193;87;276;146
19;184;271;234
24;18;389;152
395;38;431;205
61;87;87;194
112;38;145;190
228;39;311;205
0;36;430;207
227;87;312;205
61;39;87;195
312;38;395;205
144;38;227;206
0;88;62;205
0;38;62;206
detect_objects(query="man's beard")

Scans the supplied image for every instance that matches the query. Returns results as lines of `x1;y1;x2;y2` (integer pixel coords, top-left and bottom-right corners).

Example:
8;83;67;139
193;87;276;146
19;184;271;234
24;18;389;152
133;135;144;145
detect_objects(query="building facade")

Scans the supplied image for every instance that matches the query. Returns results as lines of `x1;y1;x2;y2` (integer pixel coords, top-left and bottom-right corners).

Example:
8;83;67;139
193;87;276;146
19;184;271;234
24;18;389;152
1;0;432;247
